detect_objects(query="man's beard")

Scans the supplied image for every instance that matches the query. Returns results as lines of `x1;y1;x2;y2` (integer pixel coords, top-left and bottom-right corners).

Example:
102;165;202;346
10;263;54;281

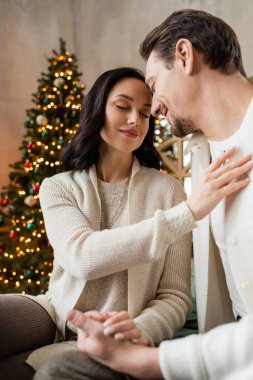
169;116;198;138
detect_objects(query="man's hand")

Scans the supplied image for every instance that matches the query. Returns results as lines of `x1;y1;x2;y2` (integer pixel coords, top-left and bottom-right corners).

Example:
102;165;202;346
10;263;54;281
67;309;162;379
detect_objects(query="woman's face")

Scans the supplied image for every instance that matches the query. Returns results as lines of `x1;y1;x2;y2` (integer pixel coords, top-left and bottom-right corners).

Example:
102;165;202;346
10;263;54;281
100;77;152;154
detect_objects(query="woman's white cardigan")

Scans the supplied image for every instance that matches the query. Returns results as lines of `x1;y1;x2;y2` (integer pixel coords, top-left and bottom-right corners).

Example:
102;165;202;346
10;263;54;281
37;158;195;345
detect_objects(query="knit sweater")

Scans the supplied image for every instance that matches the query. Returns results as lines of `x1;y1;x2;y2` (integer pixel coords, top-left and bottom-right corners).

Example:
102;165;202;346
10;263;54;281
74;177;128;319
38;158;196;345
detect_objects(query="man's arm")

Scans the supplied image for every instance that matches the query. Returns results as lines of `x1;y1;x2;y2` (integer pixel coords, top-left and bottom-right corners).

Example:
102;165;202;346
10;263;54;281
67;310;162;379
159;313;253;380
68;310;253;380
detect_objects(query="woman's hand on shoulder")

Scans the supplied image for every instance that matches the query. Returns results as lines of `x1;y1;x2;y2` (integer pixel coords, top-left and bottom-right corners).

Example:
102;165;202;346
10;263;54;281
187;147;253;221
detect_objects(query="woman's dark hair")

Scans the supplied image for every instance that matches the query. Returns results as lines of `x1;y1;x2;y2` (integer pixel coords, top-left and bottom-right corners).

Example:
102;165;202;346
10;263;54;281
140;9;246;76
61;67;161;171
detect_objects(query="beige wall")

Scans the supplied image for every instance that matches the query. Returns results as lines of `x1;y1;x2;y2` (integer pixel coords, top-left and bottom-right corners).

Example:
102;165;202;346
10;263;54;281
1;0;253;187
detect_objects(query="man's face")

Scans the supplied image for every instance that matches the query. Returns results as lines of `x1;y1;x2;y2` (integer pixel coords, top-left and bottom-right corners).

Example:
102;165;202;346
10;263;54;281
145;51;199;137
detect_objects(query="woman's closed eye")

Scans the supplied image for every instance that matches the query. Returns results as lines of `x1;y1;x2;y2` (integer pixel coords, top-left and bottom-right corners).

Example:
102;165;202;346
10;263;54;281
116;105;128;110
140;112;150;119
116;104;150;119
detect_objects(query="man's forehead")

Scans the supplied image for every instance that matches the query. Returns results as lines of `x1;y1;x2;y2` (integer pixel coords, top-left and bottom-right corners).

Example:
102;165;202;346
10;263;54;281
145;52;163;84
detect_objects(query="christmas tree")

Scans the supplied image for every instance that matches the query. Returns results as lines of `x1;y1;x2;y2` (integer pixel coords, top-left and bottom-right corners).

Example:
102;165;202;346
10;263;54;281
0;39;85;295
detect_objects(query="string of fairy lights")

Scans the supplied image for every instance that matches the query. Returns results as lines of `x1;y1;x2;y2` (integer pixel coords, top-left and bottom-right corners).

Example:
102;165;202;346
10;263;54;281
0;40;173;294
0;40;85;294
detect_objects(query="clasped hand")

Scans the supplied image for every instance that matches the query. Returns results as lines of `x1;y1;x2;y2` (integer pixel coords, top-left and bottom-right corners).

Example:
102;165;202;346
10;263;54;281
70;309;148;346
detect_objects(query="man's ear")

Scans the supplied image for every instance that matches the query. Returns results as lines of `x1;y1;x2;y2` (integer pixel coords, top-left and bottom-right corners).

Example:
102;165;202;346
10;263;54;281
175;39;194;75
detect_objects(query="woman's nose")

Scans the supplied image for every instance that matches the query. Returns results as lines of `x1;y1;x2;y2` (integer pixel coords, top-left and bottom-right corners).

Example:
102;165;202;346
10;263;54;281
127;111;139;125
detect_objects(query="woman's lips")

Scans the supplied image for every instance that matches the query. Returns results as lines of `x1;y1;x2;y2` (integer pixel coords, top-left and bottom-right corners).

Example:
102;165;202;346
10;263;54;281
120;129;138;138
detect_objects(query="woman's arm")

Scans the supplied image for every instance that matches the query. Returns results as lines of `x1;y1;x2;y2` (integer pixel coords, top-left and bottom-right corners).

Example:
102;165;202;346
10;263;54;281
40;148;252;281
134;231;192;345
96;181;192;346
39;177;195;280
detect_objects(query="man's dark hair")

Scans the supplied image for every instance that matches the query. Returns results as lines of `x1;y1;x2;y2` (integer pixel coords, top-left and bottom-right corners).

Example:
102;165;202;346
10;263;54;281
61;67;161;171
140;9;246;76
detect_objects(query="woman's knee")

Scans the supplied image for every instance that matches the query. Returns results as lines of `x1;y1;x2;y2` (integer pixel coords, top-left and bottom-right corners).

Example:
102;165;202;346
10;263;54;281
0;294;56;359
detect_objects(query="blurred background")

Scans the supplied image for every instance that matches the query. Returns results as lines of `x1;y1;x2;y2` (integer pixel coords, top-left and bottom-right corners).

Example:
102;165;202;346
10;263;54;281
1;0;253;187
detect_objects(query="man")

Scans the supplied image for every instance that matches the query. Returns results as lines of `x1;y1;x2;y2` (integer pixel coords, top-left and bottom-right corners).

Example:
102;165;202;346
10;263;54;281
35;9;253;380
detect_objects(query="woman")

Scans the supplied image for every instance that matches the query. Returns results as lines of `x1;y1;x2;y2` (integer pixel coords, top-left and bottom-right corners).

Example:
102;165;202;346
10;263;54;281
0;68;251;379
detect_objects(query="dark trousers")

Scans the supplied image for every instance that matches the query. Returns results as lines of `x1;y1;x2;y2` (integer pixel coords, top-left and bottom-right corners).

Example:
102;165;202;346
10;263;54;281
33;350;133;380
0;294;56;380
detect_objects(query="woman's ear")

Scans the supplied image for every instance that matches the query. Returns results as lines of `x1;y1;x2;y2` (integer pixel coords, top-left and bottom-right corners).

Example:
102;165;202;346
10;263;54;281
175;39;194;75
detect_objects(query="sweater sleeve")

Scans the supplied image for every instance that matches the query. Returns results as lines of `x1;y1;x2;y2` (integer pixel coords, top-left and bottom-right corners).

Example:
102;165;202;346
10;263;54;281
133;179;192;345
159;314;253;380
39;177;196;280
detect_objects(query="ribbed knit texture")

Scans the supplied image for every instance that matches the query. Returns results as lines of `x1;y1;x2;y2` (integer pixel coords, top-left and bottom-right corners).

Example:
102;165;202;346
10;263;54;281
74;178;128;318
38;158;196;346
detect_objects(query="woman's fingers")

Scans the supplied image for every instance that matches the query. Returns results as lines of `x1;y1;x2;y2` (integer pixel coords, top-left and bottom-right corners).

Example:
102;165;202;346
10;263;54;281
214;160;253;188
218;175;250;198
101;310;144;342
114;327;142;342
103;310;130;327
131;337;148;346
85;310;109;323
103;319;138;336
210;153;252;179
206;146;237;173
187;152;253;221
